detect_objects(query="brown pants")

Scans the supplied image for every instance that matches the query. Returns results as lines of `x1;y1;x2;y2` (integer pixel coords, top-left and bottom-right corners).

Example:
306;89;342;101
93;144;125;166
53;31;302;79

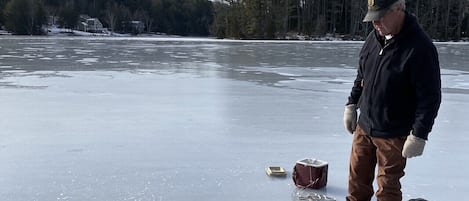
346;126;407;201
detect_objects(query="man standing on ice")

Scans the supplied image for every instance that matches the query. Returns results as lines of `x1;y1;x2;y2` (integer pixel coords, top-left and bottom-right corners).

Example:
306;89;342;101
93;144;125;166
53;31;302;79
343;0;441;200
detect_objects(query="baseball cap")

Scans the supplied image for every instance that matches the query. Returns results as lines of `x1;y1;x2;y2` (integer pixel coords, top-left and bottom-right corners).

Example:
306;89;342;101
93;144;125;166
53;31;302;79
363;0;399;22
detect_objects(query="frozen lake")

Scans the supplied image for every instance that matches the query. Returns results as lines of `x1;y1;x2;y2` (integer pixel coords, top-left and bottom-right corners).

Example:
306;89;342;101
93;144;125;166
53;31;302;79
0;36;468;201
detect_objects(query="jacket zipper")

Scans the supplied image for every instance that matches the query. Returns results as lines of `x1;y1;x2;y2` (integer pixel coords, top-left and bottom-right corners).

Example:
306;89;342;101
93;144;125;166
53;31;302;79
367;41;391;135
379;40;392;55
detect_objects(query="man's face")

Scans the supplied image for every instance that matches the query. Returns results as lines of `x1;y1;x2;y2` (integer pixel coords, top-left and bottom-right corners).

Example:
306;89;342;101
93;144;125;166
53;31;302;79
372;8;401;36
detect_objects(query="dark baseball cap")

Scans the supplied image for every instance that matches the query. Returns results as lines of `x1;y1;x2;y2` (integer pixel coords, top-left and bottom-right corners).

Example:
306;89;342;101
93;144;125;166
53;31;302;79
363;0;399;22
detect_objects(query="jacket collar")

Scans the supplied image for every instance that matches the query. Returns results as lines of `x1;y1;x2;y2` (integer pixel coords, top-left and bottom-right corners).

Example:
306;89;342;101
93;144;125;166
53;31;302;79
373;11;420;44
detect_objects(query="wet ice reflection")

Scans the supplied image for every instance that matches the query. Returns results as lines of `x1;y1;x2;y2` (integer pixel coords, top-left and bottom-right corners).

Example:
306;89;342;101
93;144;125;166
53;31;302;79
0;37;468;201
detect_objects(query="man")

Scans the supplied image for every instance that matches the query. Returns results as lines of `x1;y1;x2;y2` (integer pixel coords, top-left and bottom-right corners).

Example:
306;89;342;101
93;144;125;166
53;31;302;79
343;0;441;201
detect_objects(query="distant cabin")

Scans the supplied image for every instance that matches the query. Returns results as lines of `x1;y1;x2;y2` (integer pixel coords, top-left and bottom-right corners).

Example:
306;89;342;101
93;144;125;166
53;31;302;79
78;15;106;33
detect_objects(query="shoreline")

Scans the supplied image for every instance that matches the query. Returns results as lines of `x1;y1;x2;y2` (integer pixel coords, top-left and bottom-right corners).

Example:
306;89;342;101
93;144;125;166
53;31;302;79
1;28;469;44
2;35;469;45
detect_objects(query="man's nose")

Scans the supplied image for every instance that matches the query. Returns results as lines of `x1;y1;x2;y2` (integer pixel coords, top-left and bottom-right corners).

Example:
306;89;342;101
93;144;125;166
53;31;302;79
372;20;382;26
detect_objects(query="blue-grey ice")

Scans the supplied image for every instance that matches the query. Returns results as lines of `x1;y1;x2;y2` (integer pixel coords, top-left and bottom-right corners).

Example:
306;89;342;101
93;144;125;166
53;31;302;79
0;36;468;201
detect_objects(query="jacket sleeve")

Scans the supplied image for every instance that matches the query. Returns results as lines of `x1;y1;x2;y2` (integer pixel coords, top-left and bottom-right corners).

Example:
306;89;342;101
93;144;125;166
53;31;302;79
347;32;375;106
347;50;365;106
410;44;442;140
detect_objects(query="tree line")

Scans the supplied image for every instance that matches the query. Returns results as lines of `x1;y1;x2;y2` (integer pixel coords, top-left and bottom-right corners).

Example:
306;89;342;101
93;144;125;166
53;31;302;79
0;0;468;41
212;0;469;41
0;0;214;36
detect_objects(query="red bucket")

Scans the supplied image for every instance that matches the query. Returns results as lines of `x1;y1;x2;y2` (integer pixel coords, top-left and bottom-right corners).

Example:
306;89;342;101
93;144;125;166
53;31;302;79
292;158;328;189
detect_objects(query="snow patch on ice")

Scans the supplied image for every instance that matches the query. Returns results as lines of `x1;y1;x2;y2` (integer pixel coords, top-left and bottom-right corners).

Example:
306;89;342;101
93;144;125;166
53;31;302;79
77;58;99;63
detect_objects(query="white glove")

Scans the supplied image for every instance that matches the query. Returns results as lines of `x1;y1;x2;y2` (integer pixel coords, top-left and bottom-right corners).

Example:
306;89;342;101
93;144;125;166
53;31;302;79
343;104;357;134
402;134;426;158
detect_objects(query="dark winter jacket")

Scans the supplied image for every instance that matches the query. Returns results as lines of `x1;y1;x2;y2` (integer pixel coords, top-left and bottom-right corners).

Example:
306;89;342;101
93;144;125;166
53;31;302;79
347;12;441;140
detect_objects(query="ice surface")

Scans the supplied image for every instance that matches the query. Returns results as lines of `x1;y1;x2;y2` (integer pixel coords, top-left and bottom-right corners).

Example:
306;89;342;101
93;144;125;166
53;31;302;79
0;36;468;201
